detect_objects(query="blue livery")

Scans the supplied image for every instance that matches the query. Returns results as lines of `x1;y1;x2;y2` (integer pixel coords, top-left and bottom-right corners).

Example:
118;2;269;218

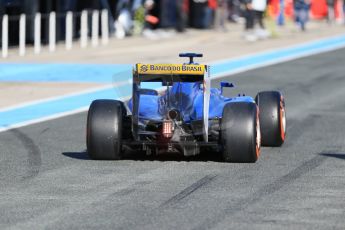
128;82;255;123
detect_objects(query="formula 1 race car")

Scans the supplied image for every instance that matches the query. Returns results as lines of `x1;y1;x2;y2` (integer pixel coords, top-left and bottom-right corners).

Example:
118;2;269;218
87;53;286;162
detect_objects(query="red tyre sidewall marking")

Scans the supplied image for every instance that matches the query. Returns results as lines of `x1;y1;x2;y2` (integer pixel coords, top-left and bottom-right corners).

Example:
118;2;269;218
280;96;286;141
256;107;261;158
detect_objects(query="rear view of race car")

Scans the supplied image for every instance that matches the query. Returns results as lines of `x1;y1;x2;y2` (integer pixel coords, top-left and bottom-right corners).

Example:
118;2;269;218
86;53;286;163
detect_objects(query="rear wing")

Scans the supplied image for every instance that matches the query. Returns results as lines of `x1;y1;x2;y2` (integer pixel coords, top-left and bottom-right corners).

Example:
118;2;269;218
131;63;210;142
134;64;206;83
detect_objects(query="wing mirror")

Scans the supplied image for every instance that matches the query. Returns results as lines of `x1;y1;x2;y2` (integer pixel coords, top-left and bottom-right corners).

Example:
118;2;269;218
220;82;234;95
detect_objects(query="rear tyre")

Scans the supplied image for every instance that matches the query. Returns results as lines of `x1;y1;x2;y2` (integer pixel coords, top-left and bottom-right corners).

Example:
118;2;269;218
221;102;260;163
255;91;286;147
87;99;125;160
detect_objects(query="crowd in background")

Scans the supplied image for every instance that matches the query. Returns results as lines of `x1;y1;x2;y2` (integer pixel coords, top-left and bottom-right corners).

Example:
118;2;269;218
0;0;345;44
101;0;345;41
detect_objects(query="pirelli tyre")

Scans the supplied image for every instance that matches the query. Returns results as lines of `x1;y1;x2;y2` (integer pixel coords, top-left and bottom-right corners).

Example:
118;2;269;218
221;102;260;163
255;91;286;147
87;99;125;160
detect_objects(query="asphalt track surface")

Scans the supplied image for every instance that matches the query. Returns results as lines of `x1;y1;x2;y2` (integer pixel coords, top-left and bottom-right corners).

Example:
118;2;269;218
1;49;345;229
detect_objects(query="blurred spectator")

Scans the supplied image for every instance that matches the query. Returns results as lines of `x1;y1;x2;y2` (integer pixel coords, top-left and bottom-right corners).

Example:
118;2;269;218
189;0;212;29
207;0;218;28
293;0;310;31
228;0;242;22
240;0;256;41
252;0;270;39
214;0;229;31
141;0;188;39
114;0;133;39
239;0;269;42
343;0;345;24
141;0;161;39
175;0;187;32
159;0;187;32
144;0;159;29
240;0;269;41
327;0;335;23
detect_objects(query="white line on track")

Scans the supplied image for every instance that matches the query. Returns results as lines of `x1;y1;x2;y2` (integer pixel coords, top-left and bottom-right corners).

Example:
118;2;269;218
0;81;129;113
211;36;345;79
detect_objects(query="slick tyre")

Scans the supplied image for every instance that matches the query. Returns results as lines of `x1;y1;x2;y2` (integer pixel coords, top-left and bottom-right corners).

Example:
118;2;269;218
221;102;260;163
255;91;286;147
87;99;125;160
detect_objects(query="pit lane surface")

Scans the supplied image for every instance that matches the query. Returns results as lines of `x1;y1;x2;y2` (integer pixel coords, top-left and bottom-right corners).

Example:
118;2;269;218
1;49;345;229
